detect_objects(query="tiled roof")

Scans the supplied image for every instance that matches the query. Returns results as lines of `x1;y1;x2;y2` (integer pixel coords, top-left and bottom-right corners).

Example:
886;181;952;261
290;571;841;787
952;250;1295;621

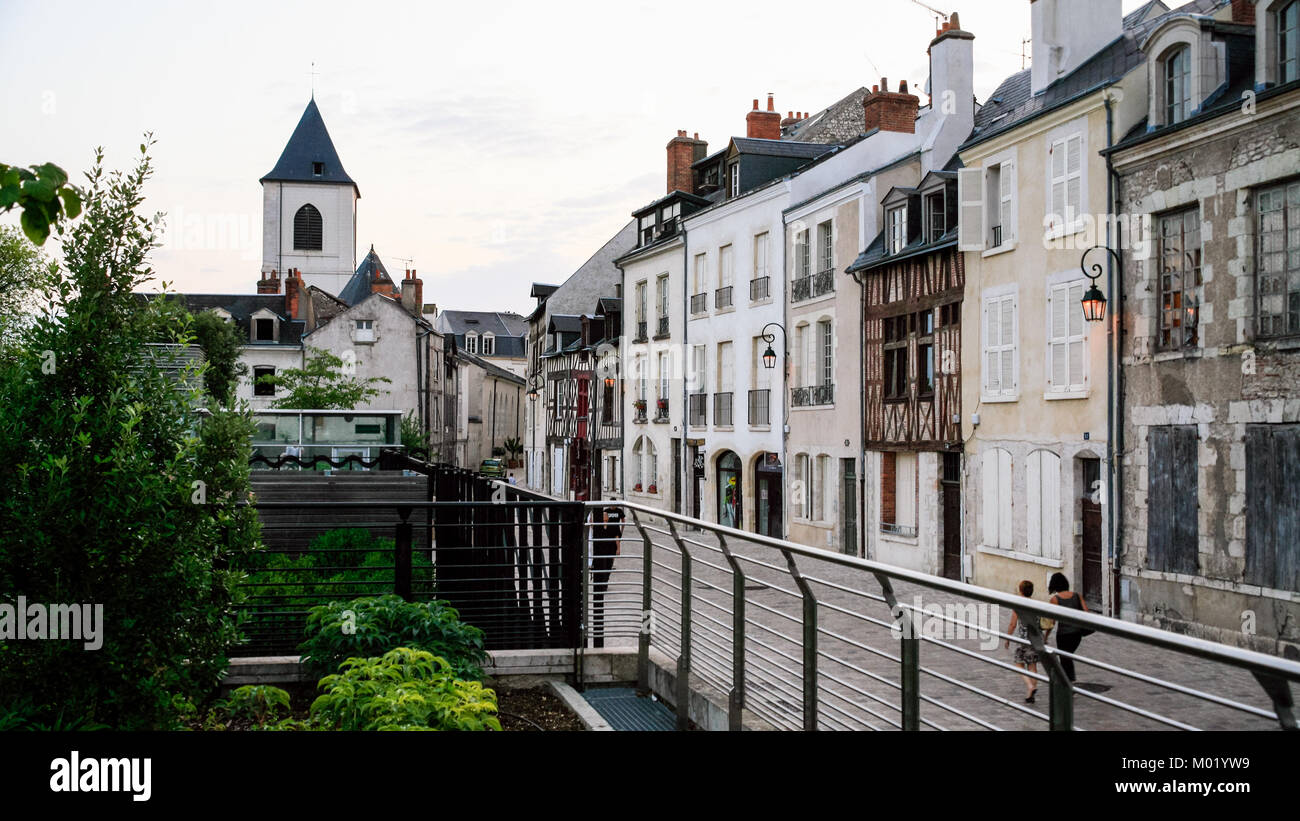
260;98;358;195
730;137;839;160
134;293;305;346
339;245;395;306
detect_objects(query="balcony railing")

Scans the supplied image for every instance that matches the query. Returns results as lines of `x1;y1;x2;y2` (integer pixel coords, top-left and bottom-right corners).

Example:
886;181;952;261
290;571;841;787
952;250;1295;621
713;391;734;427
750;276;770;301
633;401;647;423
715;286;733;309
792;383;834;407
634;321;648;342
690;293;707;315
656;315;669;337
654;397;670;422
585;499;1300;730
688;393;707;427
747;389;770;426
792;269;835;303
990;224;1003;248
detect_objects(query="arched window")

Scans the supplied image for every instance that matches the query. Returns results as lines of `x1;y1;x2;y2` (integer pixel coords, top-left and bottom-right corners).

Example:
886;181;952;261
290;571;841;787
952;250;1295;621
633;437;656;492
293;204;323;251
465;332;478;354
1281;1;1299;83
1164;46;1191;124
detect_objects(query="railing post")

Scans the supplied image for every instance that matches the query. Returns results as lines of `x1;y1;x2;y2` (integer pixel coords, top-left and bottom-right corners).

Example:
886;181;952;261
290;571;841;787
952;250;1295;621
717;533;746;731
1018;608;1073;731
395;506;412;601
873;572;919;731
781;549;818;731
559;502;583;653
629;509;654;695
576;505;590;690
666;518;693;731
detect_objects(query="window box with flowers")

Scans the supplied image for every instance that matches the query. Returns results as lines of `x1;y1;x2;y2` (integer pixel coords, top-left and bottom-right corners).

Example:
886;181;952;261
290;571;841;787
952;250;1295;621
633;483;643;492
647;483;658;494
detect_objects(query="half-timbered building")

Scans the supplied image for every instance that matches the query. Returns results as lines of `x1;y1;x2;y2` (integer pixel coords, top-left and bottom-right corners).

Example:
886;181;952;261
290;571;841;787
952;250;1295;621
848;167;965;578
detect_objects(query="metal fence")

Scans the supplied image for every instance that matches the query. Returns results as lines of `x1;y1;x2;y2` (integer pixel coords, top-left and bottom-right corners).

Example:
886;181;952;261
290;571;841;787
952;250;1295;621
581;501;1300;732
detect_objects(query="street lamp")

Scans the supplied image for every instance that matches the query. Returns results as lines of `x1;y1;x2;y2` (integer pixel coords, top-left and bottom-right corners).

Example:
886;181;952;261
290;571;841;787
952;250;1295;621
1079;245;1117;323
760;322;787;369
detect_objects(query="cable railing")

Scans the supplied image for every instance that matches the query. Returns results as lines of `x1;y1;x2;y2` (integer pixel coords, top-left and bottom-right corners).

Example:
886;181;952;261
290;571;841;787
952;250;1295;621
581;500;1300;732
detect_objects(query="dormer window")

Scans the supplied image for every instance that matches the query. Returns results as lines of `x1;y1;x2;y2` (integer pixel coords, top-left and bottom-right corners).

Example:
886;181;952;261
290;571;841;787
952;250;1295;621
729;162;741;198
255;318;275;341
886;205;907;255
482;333;495;355
465;331;479;354
925;190;946;242
1164;46;1191;125
1281;1;1299;83
312;161;324;177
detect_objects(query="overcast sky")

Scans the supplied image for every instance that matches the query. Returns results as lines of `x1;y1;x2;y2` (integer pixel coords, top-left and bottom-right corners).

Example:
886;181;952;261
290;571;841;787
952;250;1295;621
1;0;1151;316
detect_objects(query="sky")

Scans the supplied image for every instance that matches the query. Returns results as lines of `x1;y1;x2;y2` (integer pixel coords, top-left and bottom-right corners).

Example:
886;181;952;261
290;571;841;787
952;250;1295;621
0;0;1153;316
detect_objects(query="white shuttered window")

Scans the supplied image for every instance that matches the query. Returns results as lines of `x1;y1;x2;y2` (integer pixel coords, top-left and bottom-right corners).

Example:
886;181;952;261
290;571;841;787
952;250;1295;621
981;448;1013;549
983;294;1017;397
1047;281;1087;393
1026;450;1062;559
1047;134;1083;233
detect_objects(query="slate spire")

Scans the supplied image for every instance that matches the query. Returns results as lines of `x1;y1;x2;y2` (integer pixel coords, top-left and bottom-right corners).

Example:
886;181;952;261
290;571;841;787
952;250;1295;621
260;98;359;196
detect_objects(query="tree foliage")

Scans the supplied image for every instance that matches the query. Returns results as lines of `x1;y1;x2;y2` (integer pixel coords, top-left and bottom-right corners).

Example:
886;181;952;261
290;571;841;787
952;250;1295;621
0;161;83;245
0;140;259;730
192;309;247;405
0;224;58;351
259;346;390;409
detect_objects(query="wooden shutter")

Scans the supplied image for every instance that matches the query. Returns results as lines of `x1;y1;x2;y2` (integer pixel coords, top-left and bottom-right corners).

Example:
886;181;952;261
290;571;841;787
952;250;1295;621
1000;161;1015;243
982;449;999;546
1027;451;1042;556
958;168;984;250
882;452;897;526
1147;426;1199;574
897;452;917;530
1246;425;1300;591
998;449;1013;550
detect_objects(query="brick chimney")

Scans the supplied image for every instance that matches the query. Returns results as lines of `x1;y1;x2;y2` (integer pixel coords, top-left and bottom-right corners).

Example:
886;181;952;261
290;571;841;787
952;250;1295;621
863;78;919;134
401;268;424;316
371;264;396;297
1230;0;1254;24
284;268;303;319
746;93;781;140
257;268;280;294
666;130;708;194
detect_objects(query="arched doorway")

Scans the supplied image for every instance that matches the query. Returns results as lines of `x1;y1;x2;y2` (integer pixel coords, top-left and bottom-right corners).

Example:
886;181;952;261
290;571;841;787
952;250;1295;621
755;452;783;538
717;451;742;529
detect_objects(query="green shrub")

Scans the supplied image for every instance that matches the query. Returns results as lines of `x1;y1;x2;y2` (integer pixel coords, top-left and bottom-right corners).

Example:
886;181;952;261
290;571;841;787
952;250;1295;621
310;647;500;731
300;595;486;681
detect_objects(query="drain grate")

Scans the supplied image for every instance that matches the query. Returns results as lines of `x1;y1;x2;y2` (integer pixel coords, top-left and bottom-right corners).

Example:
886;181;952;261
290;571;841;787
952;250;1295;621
581;687;677;731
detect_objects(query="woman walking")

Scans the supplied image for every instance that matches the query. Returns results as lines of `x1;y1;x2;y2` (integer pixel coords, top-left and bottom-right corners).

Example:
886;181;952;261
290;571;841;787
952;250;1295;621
1048;572;1089;682
1004;580;1042;703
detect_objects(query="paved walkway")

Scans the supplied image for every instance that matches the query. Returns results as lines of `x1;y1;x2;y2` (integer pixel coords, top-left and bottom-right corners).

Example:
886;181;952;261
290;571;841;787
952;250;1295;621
588;521;1283;731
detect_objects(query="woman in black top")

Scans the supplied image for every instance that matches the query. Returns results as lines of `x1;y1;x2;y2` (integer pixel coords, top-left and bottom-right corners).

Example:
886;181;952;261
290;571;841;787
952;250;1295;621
1048;572;1088;682
590;504;624;648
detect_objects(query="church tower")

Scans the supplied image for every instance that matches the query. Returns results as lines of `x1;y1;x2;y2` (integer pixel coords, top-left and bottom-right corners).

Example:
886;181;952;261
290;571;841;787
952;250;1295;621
260;98;359;298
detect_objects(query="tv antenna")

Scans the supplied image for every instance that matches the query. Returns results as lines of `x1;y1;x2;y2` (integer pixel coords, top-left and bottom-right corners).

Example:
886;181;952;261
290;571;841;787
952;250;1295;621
909;0;949;29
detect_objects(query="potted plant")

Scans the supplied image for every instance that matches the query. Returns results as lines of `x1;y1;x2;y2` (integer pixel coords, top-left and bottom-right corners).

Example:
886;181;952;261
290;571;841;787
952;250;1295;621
503;437;523;468
647;483;658;494
633;399;647;411
656;398;668;410
633;482;643;492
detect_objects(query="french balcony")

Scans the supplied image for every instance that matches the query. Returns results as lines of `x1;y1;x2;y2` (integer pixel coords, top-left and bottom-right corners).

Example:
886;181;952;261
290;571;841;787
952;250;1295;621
747;389;770;426
688;393;707;427
791;269;835;303
715;286;733;310
656;315;670;337
749;276;770;301
654;397;670;422
713;391;734;427
792;383;834;407
633;321;648;343
690;293;707;315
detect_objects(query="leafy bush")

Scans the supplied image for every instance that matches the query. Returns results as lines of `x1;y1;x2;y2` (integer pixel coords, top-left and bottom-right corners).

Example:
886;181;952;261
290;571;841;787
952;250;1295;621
300;595;486;681
221;685;291;729
244;528;434;601
0;142;259;730
310;647;500;731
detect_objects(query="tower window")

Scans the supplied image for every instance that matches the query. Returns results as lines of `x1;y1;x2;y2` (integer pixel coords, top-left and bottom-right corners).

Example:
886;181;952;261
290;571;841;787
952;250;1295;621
255;318;275;341
293;203;323;251
312;162;324;176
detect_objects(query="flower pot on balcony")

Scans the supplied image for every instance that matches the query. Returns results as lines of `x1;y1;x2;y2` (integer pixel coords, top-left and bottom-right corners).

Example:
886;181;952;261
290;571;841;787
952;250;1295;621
633;483;643;492
647;484;658;494
656;399;668;410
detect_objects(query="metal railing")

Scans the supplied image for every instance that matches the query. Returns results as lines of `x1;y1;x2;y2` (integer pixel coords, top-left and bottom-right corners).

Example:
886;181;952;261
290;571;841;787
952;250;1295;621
991;224;1003;248
654;397;670;422
748;389;770;426
634;321;648;342
688;393;707;427
690;293;707;315
792;269;835;302
792;383;834;407
715;286;733;309
750;276;770;301
580;500;1300;731
713;391;734;427
656;315;670;337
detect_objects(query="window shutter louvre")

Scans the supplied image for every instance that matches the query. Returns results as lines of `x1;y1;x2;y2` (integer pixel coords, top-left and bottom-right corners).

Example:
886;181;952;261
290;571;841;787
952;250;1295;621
958;168;984;250
1027;451;1042;555
1043;451;1061;560
982;451;999;546
998;449;1013;550
1000;161;1015;242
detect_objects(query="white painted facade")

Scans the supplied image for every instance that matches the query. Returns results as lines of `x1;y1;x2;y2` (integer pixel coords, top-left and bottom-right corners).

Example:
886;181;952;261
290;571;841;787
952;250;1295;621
261;180;358;297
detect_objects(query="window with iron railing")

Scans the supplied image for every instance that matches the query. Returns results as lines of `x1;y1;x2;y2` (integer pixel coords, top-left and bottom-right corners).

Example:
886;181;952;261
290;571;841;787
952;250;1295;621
688;393;707;426
690;293;707;314
713;392;734;427
657;315;670;337
715;286;733;309
748;389;770;426
791;269;835;303
792;384;834;407
634;321;648;342
750;276;770;301
654;396;670;422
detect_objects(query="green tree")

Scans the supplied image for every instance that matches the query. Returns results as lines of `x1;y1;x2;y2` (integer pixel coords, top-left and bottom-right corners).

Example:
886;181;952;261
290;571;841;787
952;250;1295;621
0;225;58;351
0;140;259;730
260;346;390;409
192;309;247;405
0;161;83;245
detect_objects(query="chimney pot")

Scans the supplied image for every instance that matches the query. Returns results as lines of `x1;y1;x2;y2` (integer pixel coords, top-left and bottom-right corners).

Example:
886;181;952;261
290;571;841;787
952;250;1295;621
872;85;878;93
752;99;759;110
766;93;775;112
900;80;909;94
881;77;888;92
949;11;960;30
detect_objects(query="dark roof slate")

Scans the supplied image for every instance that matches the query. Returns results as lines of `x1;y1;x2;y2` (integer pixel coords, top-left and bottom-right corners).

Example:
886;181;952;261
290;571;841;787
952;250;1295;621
135;293;305;346
730;137;839;160
260;98;358;194
339;245;395;306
